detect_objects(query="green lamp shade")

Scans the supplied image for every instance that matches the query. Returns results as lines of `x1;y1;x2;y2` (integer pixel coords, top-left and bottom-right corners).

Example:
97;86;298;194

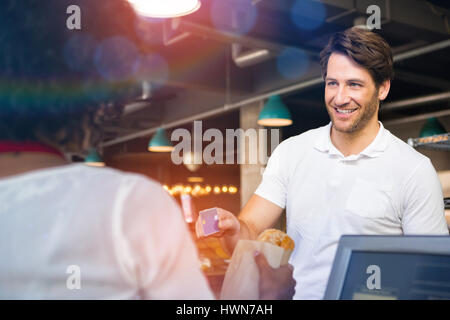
85;149;105;167
148;128;174;152
419;118;447;138
257;95;293;127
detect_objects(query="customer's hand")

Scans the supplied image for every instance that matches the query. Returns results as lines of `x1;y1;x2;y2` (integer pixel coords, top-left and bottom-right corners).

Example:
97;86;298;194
254;251;296;300
195;208;240;238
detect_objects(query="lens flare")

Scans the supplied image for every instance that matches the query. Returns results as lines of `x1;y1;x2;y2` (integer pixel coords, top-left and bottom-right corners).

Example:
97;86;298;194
94;36;140;81
291;0;326;30
63;34;96;73
137;54;170;89
276;48;310;80
211;0;258;36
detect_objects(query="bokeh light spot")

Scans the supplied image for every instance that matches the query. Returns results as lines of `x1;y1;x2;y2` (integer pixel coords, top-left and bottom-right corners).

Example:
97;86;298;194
137;53;170;88
211;0;258;36
94;36;140;81
63;34;96;73
276;48;310;79
291;0;326;30
134;17;165;46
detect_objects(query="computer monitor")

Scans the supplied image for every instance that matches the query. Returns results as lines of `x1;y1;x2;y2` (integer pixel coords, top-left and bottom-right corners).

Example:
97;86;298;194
324;235;450;300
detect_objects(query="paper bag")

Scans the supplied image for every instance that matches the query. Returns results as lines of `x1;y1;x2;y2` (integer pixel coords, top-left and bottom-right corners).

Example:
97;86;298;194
220;240;293;300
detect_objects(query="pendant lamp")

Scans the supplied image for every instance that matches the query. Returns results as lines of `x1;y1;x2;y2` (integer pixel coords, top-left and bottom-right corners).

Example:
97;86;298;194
128;0;201;18
257;95;293;127
148;128;174;152
420;118;447;137
85;149;105;167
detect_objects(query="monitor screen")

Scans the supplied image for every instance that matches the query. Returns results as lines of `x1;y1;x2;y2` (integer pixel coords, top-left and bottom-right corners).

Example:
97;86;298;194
341;251;450;300
324;236;450;300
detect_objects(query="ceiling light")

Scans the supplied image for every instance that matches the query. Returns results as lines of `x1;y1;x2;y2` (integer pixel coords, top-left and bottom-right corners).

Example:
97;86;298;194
187;176;204;183
84;149;105;167
257;95;293;127
148;128;174;152
128;0;201;18
183;150;202;172
420;117;447;137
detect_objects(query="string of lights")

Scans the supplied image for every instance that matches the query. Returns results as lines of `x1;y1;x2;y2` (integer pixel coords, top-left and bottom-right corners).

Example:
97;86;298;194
162;184;238;197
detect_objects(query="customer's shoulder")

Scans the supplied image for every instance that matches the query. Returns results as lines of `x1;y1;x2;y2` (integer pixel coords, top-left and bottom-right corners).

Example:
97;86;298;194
74;164;162;190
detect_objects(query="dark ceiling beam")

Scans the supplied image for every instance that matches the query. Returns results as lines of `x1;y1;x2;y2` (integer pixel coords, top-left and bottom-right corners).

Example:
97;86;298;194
393;38;450;61
395;69;450;90
100;77;325;147
321;0;450;35
391;40;428;55
177;19;319;56
157;40;254;95
103;126;137;134
381;91;450;111
120;109;162;122
382;108;450;125
155;76;247;95
160;89;236;124
252;59;323;95
285;98;324;108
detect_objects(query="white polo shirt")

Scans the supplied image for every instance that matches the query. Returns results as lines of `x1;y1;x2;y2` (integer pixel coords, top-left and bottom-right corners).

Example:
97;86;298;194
255;122;449;300
0;164;214;299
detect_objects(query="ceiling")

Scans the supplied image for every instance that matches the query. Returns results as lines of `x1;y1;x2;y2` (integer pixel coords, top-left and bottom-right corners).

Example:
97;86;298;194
100;0;450;151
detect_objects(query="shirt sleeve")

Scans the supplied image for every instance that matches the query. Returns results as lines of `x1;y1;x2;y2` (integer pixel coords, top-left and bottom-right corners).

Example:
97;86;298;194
113;176;214;300
254;141;288;209
401;158;449;235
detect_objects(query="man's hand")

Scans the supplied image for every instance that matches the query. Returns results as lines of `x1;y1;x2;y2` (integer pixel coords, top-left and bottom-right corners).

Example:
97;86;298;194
195;208;240;238
254;251;296;300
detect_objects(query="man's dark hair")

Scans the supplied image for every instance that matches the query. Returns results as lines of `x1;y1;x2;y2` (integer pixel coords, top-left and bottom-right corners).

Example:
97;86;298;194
0;0;139;153
319;27;394;87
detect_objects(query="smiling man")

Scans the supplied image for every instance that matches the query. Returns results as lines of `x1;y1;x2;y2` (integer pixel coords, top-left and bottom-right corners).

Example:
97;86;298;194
196;27;449;299
321;29;391;156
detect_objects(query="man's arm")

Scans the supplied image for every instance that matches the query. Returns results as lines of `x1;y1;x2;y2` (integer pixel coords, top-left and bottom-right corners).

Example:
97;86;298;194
196;140;289;254
224;194;284;255
402;158;449;235
194;195;294;300
194;140;295;300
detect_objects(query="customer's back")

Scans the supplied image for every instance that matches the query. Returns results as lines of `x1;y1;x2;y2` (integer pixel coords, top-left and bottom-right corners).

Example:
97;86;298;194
0;164;213;299
0;0;213;299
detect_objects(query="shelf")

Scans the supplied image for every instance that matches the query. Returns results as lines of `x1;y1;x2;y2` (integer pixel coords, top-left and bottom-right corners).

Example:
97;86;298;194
407;133;450;151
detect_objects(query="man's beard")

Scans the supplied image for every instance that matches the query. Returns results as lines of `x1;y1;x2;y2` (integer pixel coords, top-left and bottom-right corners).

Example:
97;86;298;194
327;92;379;134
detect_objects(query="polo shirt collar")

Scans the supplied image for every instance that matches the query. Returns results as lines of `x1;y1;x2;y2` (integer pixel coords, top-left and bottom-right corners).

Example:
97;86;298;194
314;121;389;158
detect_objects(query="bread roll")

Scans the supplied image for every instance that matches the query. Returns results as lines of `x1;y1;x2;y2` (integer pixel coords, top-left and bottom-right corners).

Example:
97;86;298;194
257;228;295;250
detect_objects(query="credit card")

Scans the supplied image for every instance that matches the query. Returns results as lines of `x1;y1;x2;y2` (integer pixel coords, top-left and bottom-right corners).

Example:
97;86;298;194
200;208;220;236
